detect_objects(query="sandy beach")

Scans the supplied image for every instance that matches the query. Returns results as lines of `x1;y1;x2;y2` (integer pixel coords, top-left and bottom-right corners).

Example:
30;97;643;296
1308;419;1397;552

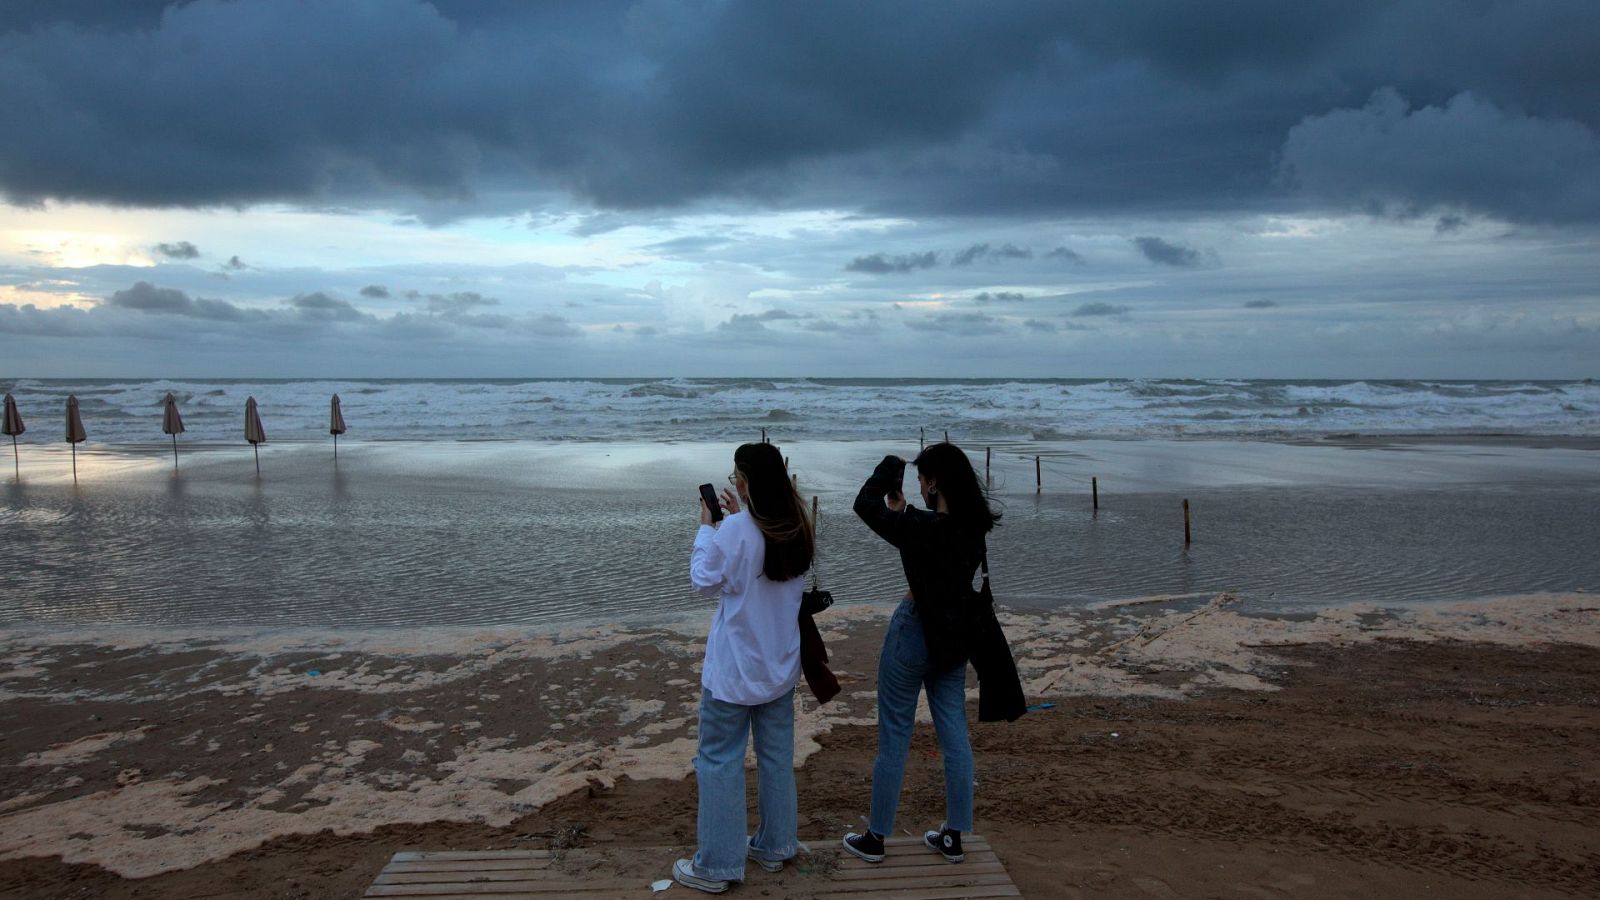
3;593;1597;898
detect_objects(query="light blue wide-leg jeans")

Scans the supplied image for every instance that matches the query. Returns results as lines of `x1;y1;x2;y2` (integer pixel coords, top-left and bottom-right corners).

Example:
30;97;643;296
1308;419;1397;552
692;687;798;881
868;599;975;837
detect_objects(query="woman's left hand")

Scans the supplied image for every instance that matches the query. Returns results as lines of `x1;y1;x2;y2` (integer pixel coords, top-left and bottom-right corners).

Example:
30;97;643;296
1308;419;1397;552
720;488;742;515
699;498;716;526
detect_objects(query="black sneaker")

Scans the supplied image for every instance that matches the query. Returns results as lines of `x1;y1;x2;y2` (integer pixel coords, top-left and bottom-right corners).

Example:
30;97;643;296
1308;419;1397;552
923;826;964;863
842;830;885;863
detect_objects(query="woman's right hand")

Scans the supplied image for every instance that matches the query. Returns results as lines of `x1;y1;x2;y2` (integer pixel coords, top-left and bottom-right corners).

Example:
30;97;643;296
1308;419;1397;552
720;487;742;515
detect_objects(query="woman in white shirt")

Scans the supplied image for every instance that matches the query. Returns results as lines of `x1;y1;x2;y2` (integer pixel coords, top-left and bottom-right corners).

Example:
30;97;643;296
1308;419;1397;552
673;441;816;894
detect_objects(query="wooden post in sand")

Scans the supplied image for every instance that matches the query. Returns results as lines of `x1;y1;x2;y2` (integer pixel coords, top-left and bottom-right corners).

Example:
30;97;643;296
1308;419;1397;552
1035;456;1041;493
792;473;799;491
761;427;767;444
811;495;818;525
1183;498;1192;545
1093;477;1099;512
944;430;949;443
985;447;991;484
920;427;925;450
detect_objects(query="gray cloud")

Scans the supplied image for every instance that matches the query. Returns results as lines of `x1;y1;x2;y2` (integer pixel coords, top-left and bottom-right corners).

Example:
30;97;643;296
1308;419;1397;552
107;281;260;321
846;252;939;274
1046;246;1085;264
4;2;1593;223
289;292;369;322
973;291;1026;304
1281;89;1600;224
905;312;1004;334
951;243;1033;266
1023;318;1058;333
360;284;390;298
1133;236;1204;268
1243;299;1279;309
718;309;802;332
425;291;499;314
224;255;251;271
154;241;200;260
1071;302;1130;317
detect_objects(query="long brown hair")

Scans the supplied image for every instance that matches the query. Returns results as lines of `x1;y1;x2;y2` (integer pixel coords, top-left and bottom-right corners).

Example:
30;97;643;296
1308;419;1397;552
734;442;815;581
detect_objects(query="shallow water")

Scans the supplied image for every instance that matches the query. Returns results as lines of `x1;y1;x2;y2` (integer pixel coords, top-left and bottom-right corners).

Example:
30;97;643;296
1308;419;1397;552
2;440;1596;627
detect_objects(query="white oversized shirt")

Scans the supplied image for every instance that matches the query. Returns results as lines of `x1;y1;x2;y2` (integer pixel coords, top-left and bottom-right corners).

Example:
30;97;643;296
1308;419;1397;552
690;511;803;705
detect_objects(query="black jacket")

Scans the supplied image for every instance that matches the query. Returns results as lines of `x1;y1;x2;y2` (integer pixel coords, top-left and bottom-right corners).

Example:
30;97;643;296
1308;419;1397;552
854;455;1026;722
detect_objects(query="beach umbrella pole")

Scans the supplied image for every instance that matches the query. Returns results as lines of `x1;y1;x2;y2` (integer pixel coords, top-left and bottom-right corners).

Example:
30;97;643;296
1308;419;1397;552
72;443;77;482
10;435;15;478
334;432;338;460
172;434;178;470
253;443;260;476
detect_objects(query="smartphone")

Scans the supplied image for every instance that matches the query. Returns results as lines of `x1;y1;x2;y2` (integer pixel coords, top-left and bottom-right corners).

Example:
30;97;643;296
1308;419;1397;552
698;483;724;523
886;457;906;501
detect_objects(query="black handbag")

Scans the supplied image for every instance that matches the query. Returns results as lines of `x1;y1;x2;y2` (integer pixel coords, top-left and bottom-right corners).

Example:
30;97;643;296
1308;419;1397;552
801;585;834;616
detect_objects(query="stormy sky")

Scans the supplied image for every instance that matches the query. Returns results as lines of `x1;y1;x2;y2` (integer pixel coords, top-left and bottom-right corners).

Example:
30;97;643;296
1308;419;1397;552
2;0;1597;377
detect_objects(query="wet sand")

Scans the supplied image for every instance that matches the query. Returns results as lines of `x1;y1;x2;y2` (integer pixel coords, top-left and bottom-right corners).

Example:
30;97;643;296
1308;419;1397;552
3;594;1598;898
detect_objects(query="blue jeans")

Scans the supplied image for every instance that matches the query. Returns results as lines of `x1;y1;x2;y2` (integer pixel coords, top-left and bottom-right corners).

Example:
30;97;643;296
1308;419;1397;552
692;687;798;881
869;598;974;836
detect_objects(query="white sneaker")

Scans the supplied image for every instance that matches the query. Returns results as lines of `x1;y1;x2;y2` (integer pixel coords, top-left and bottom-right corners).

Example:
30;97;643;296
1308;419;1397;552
747;845;783;873
672;858;730;894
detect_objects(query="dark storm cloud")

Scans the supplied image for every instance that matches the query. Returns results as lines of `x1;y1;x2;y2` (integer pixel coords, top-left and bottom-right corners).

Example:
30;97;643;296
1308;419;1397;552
846;252;939;274
224;256;251;271
2;1;1598;223
360;285;390;298
154;241;200;260
974;292;1026;304
1071;302;1130;317
1133;236;1203;268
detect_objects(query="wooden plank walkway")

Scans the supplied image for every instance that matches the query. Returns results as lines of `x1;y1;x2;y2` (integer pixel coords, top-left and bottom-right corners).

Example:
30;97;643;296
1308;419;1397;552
364;835;1019;899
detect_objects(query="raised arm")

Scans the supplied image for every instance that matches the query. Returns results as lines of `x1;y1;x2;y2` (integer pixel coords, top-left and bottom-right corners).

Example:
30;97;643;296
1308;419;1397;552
854;455;923;548
689;519;749;597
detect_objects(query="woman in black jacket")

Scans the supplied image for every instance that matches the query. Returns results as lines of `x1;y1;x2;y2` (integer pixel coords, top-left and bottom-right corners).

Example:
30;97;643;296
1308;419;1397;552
843;442;1001;865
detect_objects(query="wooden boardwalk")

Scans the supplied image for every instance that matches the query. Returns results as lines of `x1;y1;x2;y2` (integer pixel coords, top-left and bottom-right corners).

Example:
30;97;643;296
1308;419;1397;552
364;835;1019;899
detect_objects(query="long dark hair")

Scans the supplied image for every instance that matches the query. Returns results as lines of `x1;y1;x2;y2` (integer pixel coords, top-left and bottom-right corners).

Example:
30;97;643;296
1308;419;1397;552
912;442;1001;534
734;442;815;581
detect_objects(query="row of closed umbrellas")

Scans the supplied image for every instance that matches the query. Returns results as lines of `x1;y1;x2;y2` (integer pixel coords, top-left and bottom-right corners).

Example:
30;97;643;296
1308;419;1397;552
2;391;348;479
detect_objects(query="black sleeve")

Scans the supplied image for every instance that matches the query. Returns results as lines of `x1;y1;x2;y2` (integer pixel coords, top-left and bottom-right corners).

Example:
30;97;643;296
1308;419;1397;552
854;455;924;549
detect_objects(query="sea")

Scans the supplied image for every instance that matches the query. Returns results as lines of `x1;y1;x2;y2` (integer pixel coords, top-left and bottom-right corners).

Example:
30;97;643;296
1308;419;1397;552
2;377;1598;628
2;377;1597;444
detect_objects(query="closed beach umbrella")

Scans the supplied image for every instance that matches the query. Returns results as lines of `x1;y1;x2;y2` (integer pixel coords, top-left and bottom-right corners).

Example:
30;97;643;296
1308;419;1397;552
245;396;266;475
329;394;347;459
3;393;24;477
65;394;87;481
162;392;185;470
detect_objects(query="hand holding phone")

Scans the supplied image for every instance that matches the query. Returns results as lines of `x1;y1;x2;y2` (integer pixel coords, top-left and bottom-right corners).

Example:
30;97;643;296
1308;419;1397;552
698;483;724;524
885;456;907;507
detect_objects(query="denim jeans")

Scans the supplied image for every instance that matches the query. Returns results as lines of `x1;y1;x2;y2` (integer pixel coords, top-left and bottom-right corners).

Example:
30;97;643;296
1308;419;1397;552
869;598;974;836
692;687;798;881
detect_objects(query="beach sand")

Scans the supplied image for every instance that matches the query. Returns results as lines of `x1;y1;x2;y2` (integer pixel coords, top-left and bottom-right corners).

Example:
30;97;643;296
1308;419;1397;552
3;594;1597;898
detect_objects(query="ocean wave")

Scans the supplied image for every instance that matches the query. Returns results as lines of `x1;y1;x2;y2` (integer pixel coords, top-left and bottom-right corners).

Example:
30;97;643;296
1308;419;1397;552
2;378;1596;443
